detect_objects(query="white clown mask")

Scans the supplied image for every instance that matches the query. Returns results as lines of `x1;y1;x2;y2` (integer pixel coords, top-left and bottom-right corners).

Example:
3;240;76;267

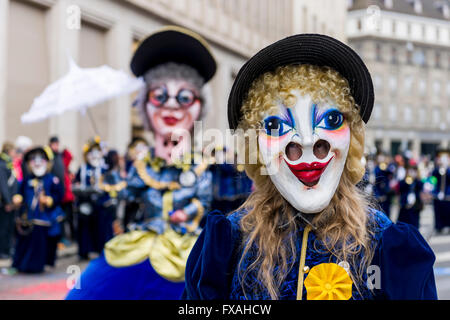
86;148;103;168
29;155;48;177
258;91;351;214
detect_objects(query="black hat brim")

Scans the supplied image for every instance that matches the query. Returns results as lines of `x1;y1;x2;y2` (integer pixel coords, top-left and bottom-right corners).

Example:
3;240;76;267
131;26;217;83
228;34;374;130
24;147;49;163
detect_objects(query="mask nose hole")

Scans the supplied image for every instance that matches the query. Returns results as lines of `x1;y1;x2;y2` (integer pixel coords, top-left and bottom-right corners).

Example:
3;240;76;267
313;139;331;159
285;142;303;161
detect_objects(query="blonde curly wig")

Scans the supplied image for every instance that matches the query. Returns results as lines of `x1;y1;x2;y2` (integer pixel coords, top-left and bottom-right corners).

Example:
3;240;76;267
235;64;376;300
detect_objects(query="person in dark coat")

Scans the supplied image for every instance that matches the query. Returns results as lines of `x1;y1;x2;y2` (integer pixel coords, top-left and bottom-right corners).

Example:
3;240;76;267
397;161;424;229
0;142;18;259
431;148;450;233
12;146;64;273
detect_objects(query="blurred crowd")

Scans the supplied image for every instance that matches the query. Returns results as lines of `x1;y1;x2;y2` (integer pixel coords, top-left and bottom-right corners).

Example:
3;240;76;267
0;134;448;273
0;135;253;272
361;149;450;232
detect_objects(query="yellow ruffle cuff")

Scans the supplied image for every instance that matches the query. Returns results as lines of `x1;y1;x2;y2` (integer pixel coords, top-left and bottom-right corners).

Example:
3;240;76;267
304;263;353;300
104;228;198;283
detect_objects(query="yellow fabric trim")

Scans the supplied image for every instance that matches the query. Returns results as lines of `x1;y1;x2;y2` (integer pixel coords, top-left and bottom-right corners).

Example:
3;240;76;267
135;160;181;190
162;191;173;221
13;194;23;205
148;227;198;282
45;196;53;208
186;198;204;233
297;225;311;300
193;161;208;176
32;219;51;227
104;228;199;282
104;230;156;267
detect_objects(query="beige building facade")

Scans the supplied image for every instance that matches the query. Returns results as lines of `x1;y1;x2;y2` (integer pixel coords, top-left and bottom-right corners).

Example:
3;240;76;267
0;0;347;166
347;0;450;158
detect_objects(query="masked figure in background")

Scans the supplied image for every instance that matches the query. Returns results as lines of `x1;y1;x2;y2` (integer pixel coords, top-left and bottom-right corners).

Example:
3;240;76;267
12;146;64;273
373;153;394;219
67;26;215;299
98;150;127;237
431;148;450;233
73;137;109;260
397;161;424;229
209;145;253;215
184;34;436;300
123;137;150;229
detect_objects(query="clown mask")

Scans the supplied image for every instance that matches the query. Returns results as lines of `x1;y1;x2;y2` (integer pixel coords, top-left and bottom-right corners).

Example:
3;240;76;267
258;91;350;214
29;154;48;177
86;148;103;168
146;79;201;137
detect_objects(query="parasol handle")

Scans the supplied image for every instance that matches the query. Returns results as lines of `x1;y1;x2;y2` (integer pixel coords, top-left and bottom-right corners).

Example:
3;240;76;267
86;108;100;137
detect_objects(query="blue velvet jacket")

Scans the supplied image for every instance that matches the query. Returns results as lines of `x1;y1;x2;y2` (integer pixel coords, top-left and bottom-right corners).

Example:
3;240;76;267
125;153;212;235
183;209;437;300
18;174;65;236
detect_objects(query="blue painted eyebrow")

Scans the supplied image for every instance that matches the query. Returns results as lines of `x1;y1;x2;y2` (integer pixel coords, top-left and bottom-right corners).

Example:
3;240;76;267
313;107;341;129
278;103;296;128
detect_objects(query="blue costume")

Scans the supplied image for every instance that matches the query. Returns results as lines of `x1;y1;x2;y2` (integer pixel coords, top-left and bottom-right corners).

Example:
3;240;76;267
373;163;394;218
397;177;423;229
431;166;450;231
66;154;212;299
183;209;437;300
13;173;64;273
210;163;252;215
74;163;125;259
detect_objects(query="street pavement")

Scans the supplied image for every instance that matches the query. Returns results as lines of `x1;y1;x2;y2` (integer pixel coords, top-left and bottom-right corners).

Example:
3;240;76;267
0;204;449;300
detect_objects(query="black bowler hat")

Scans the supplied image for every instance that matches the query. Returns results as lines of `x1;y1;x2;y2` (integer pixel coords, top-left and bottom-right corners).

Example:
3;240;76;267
24;146;53;163
228;34;374;130
130;26;217;83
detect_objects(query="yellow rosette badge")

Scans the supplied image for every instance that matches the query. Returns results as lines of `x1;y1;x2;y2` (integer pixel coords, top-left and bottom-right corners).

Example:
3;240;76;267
304;263;353;300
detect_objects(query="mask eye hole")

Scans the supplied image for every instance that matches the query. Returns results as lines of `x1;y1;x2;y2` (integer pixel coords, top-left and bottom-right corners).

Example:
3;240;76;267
313;140;330;159
285;142;303;161
264;116;292;137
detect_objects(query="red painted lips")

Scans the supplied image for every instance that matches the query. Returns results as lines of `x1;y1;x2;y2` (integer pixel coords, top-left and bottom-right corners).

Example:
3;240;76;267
162;116;179;126
285;157;333;186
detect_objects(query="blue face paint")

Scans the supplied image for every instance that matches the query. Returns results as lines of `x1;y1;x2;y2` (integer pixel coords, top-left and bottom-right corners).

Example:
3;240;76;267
314;108;344;131
263;103;295;137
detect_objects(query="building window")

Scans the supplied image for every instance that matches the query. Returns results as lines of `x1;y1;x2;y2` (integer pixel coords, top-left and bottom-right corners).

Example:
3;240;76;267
433;80;441;96
374;103;382;120
391;46;398;64
374;74;383;91
404;106;412;123
418;79;426;96
375;43;383;62
432;109;440;124
404;75;413;93
435;51;441;68
413;49;426;67
389;104;397;121
389;75;397;93
418;108;426;124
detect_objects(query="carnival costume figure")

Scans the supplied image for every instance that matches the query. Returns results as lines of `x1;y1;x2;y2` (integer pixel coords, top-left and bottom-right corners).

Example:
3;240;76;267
183;34;437;300
67;26;216;299
397;162;424;229
73;137;114;259
431;148;450;233
209;146;253;214
12;147;64;273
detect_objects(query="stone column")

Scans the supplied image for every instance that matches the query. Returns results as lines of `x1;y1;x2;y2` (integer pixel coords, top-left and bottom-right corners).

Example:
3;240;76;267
47;0;80;163
106;22;133;155
0;0;9;145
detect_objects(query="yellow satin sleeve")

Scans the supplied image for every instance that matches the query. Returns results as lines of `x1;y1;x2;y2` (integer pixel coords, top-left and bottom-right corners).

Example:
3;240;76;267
104;228;198;283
